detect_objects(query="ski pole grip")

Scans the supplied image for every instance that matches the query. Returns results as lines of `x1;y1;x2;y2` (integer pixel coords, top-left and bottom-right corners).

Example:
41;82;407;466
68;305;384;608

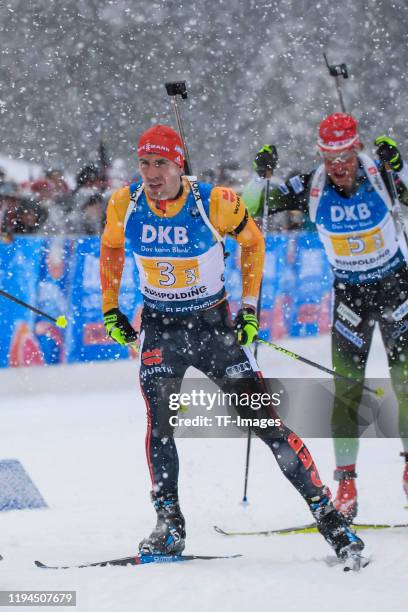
165;81;188;100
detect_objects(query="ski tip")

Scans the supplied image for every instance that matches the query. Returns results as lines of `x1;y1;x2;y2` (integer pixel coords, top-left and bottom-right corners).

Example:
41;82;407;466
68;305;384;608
34;560;67;570
213;525;228;535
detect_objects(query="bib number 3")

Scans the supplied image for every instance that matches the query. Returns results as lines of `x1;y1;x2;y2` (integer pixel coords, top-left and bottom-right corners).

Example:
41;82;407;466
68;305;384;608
157;262;176;286
157;262;198;287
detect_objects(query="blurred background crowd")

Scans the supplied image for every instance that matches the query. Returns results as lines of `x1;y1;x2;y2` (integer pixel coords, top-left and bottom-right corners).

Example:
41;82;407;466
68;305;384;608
0;144;309;241
0;142;116;241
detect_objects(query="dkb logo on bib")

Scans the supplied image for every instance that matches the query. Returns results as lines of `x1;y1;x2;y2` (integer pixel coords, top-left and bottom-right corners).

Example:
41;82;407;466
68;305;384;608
330;203;371;222
141;225;189;245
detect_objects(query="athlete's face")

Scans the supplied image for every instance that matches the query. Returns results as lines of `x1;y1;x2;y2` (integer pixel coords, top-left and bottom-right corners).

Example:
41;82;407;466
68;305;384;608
322;148;359;192
138;154;183;200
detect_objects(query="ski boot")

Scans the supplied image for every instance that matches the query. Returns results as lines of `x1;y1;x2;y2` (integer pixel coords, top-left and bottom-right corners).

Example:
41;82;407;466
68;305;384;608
310;493;365;567
139;492;186;555
333;465;358;522
400;452;408;504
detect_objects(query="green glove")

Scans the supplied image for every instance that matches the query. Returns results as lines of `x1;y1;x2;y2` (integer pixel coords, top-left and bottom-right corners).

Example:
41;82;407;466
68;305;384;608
253;144;278;178
234;307;259;346
103;308;138;346
375;135;403;171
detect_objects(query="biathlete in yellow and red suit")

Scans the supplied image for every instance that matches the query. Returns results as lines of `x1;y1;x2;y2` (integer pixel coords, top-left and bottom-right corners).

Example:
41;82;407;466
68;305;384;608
100;124;364;562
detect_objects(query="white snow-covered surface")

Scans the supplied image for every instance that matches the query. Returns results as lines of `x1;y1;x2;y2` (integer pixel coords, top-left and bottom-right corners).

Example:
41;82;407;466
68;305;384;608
0;329;406;612
0;154;43;183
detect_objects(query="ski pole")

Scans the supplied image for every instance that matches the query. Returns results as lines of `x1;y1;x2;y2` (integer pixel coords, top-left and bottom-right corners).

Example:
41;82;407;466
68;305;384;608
255;338;384;396
242;176;271;504
242;428;252;504
323;52;348;113
0;288;68;328
165;81;193;175
382;161;408;248
260;178;271;253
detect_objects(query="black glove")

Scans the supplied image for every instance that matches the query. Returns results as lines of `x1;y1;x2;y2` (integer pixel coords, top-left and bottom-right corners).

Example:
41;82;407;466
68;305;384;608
253;145;278;178
375;136;403;171
103;308;138;346
234;307;259;346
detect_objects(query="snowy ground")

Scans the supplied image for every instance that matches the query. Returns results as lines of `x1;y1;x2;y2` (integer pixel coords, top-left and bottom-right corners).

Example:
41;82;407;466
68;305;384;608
0;329;406;612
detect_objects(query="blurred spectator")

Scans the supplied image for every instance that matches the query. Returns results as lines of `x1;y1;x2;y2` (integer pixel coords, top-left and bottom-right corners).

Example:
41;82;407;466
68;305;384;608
70;163;107;234
200;168;217;184
29;167;73;235
76;163;104;190
199;162;250;193
217;161;241;187
0;152;130;238
45;168;70;195
0;193;18;240
81;193;106;235
0;167;18;195
2;197;47;235
0;167;23;240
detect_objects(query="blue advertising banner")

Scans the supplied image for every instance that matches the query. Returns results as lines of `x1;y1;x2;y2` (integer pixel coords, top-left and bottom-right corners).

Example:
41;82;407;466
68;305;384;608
0;237;45;368
0;232;334;368
65;237;142;364
287;231;333;337
259;234;290;340
34;237;73;365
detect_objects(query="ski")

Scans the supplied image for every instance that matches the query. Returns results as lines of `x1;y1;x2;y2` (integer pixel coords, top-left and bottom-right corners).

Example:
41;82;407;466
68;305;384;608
35;552;242;570
214;522;408;537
